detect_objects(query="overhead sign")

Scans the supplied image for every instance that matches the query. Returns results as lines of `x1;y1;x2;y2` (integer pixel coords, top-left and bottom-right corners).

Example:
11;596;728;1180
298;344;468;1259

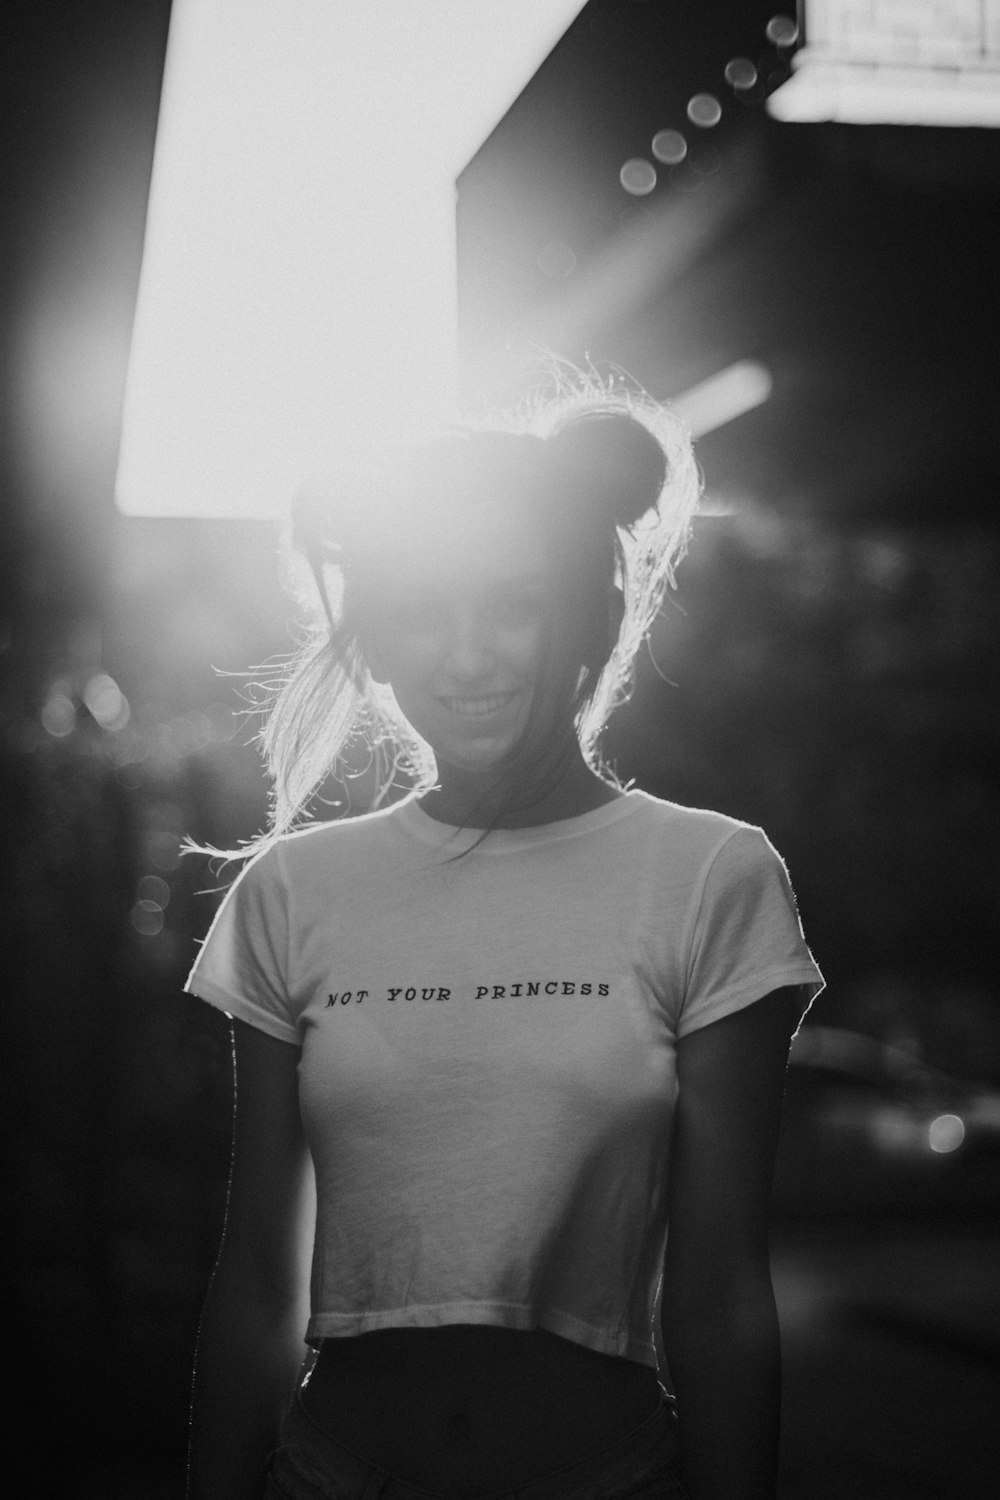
115;1;586;518
767;0;1000;125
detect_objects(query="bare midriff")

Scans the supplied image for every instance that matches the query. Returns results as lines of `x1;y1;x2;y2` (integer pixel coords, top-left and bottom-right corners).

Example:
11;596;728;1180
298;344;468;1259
299;1324;665;1494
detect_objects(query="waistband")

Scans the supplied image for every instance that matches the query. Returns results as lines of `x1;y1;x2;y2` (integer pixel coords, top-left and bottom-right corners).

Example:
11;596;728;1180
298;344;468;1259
272;1384;682;1499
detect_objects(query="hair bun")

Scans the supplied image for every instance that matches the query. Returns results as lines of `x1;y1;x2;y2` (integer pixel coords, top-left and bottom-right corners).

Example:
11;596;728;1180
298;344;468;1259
547;409;668;529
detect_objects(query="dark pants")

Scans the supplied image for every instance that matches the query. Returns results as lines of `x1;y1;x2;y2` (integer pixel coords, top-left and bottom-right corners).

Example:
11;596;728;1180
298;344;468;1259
264;1387;688;1499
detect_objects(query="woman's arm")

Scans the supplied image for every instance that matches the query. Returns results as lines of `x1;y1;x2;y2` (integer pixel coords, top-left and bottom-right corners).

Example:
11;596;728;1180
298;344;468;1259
661;986;804;1500
187;1017;315;1500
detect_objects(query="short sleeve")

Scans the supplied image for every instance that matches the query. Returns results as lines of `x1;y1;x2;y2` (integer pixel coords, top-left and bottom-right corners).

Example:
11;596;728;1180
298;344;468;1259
184;844;300;1045
679;826;825;1039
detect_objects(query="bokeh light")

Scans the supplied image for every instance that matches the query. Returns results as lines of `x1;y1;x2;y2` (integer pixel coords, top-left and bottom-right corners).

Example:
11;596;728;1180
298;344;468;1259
651;128;687;165
671;160;706;195
724;57;758;90
137;874;171;908
691;145;722;177
146;830;182;874
766;14;799;48
130;899;165;937
41;685;77;738
928;1113;965;1154
619;157;658;195
686;92;722;128
83;672;131;732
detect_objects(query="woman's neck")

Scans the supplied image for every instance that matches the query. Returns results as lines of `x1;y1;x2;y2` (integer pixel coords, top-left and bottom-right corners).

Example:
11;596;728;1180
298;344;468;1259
417;748;623;830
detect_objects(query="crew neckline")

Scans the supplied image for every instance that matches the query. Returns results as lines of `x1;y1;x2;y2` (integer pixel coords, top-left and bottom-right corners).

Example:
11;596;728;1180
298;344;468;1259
393;789;648;851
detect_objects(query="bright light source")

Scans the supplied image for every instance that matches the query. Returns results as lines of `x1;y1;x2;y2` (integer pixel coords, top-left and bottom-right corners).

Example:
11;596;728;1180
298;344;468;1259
769;64;1000;125
768;0;1000;126
116;1;586;519
671;361;773;437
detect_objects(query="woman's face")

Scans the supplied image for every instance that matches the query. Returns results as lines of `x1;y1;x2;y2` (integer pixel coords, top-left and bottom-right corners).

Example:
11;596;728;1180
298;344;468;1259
364;500;555;778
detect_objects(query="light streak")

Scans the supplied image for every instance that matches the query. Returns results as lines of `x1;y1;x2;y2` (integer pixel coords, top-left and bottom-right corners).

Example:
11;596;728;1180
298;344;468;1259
671;361;773;437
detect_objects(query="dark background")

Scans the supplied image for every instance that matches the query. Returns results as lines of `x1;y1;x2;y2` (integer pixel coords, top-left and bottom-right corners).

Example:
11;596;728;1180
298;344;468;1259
3;2;999;1495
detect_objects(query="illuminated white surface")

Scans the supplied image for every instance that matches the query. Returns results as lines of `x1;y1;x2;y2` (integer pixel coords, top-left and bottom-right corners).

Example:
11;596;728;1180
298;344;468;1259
116;1;585;519
768;62;1000;125
768;0;1000;125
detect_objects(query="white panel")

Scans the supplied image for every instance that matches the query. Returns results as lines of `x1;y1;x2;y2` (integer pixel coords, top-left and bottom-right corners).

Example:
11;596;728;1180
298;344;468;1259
768;0;1000;125
116;1;585;518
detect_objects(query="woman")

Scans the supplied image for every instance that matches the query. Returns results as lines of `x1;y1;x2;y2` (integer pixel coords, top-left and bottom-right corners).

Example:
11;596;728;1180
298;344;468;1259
184;378;824;1500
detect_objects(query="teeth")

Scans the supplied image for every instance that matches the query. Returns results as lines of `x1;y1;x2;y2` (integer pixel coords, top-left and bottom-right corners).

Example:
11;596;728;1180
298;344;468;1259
444;695;511;717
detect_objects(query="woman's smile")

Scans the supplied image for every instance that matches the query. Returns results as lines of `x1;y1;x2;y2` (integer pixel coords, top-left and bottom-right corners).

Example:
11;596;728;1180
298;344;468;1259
362;499;553;778
438;692;520;719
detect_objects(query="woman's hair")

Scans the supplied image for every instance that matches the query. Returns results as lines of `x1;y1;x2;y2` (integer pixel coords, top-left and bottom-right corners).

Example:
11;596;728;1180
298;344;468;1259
212;368;700;858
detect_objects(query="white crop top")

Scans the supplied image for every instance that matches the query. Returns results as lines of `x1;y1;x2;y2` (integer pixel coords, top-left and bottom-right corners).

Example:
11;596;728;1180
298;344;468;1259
185;790;824;1369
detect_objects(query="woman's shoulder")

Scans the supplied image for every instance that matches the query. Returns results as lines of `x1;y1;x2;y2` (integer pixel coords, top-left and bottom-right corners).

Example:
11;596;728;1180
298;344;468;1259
624;788;756;849
262;797;419;874
618;791;788;894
